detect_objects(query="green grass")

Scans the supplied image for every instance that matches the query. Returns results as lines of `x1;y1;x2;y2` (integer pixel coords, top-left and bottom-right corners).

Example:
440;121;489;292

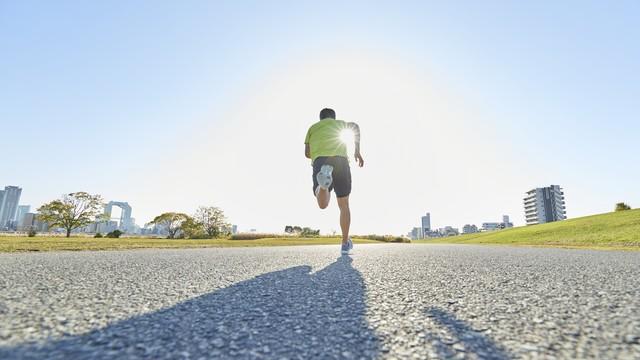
0;236;381;253
4;210;638;252
416;209;640;250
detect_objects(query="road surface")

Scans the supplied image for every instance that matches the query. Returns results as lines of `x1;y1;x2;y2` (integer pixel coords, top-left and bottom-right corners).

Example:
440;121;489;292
1;244;639;359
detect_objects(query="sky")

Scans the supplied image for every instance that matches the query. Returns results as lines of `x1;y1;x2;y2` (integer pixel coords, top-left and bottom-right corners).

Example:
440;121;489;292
1;1;639;235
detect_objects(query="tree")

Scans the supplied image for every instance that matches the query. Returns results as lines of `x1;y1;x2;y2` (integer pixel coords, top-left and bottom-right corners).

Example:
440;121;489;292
149;212;190;239
615;202;632;211
284;226;294;234
37;192;105;238
193;206;229;238
181;216;207;239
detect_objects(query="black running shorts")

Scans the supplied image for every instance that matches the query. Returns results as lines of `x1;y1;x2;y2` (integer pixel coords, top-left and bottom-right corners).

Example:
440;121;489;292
312;156;352;198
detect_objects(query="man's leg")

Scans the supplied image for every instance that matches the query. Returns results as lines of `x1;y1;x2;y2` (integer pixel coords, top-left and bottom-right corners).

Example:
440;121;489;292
337;196;350;245
316;187;330;209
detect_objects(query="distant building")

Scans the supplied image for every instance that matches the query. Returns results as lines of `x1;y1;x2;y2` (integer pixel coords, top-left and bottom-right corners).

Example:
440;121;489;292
410;227;423;240
0;186;22;229
462;224;478;234
481;215;513;231
19;212;36;231
104;201;133;232
482;222;501;231
438;226;459;237
15;205;30;226
19;213;48;232
34;217;49;232
141;223;167;236
221;224;237;235
524;185;566;225
81;222;99;233
421;213;431;234
502;215;514;228
97;221;118;234
76;201;139;234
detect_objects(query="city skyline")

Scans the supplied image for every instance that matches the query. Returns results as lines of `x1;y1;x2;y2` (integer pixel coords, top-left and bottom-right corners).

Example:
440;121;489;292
3;183;569;236
2;2;639;234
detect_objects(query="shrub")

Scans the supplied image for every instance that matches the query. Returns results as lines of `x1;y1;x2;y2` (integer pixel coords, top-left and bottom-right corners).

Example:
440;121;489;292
300;227;320;237
354;235;411;243
27;228;37;237
188;233;211;239
284;225;319;236
230;233;287;240
94;232;103;238
106;230;123;238
615;202;632;212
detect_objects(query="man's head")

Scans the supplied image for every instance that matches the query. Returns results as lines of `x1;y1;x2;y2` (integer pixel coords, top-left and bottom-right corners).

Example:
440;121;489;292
320;108;336;120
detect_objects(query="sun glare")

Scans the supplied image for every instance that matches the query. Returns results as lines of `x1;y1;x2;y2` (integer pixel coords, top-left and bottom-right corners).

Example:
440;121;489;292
340;129;355;144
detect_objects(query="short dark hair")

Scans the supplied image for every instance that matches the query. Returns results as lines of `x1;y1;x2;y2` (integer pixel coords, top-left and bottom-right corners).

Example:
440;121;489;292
320;108;335;119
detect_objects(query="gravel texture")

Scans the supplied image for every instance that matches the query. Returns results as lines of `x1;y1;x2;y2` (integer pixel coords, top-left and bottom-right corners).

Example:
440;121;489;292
0;244;639;359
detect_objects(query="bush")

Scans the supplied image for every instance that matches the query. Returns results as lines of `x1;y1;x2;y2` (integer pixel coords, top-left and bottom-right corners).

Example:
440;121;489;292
94;232;103;238
106;230;123;238
27;228;37;237
188;233;211;239
230;233;287;240
615;202;632;212
300;227;320;237
354;235;411;243
284;225;319;236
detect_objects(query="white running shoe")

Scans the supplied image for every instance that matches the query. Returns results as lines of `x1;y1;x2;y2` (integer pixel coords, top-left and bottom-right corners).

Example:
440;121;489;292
316;164;334;191
341;238;353;255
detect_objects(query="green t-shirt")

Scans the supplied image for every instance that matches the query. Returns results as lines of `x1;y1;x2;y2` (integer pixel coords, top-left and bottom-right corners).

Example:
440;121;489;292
304;118;349;161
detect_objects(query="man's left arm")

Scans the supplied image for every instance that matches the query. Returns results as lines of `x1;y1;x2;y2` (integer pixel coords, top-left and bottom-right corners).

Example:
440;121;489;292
304;128;312;159
347;122;364;167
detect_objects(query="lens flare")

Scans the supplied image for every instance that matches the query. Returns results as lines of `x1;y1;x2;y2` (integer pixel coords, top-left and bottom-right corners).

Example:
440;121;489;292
340;129;354;144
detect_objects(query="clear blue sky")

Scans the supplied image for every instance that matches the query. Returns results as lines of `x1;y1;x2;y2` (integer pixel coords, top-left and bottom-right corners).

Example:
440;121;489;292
2;1;639;234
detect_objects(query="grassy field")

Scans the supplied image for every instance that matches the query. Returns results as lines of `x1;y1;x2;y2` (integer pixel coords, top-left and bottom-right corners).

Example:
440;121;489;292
3;210;639;252
417;209;640;250
0;236;382;253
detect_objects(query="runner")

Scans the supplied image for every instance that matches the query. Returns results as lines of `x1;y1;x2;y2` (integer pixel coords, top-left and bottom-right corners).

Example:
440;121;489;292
304;108;364;254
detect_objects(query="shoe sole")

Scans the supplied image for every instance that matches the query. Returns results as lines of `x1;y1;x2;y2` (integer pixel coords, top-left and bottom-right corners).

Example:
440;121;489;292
317;164;333;190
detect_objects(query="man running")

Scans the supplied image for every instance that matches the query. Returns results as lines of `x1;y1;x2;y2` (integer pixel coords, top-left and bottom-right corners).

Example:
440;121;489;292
304;108;364;255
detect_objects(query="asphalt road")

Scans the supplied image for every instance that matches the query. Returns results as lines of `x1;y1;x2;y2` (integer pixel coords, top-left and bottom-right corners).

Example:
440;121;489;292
1;244;639;359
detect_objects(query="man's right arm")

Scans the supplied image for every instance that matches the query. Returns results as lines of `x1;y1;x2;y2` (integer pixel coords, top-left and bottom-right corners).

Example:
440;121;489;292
347;122;364;167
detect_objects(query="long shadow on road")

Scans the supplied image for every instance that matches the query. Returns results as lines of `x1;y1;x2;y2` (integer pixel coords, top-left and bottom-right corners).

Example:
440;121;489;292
424;307;510;359
2;256;379;359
